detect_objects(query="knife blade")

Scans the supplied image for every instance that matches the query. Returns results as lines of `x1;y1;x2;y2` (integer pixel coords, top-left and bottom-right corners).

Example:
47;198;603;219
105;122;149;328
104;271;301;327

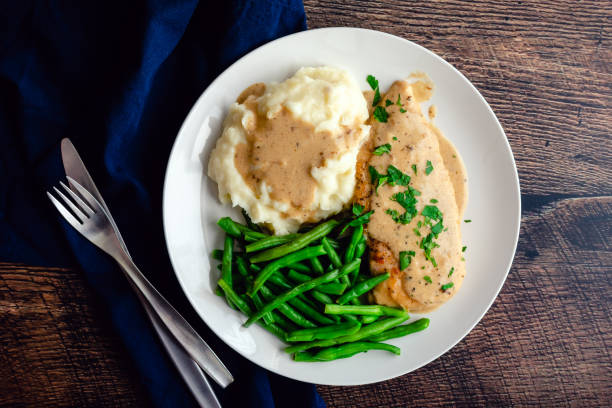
61;138;222;408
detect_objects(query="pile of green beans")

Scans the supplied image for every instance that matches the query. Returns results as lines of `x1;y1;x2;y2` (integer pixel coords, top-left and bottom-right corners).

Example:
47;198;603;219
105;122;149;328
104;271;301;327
212;212;430;363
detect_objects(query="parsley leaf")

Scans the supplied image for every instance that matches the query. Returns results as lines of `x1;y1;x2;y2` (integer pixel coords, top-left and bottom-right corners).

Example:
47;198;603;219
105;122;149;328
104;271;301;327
352;203;364;216
423;276;433;284
441;282;454;291
420;233;440;266
385;99;393;107
392;136;398;141
431;221;444;236
369;166;388;193
430;198;438;203
399;107;407;113
385;209;413;224
462;246;467;252
373;106;388;122
366;75;378;90
399;250;415;270
387;165;411;186
411;164;417;175
373;88;381;106
396;94;402;106
448;267;454;277
425;160;434;175
341;210;374;234
422;205;443;221
373;143;392;156
464;219;472;223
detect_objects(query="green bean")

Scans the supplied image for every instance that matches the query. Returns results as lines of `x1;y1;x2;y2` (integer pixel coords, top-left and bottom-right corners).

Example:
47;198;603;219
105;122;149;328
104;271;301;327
360;315;379;324
261;322;288;343
211;249;224;261
267;273;293;290
245;234;301;253
251;290;274;325
249;246;327;296
250;263;261;272
322;236;350;286
235;256;249;277
287;296;335;326
355;234;367;258
366;318;430;342
241;209;262;233
245;259;361;327
325;304;407;317
337;273;390;305
218;279;252;316
234;223;267;240
287;322;361;342
221;236;234;305
309;290;334;306
260;285;317;329
312;341;400;361
243;230;265;242
287;269;312;284
310;257;324;275
341;314;360;323
297;294;319;311
250;219;339;263
284;314;409;353
344;224;363;263
272;311;298;332
288;262;311;273
217;217;242;238
325;237;341;250
322;237;342;268
316;282;348;295
293;351;320;362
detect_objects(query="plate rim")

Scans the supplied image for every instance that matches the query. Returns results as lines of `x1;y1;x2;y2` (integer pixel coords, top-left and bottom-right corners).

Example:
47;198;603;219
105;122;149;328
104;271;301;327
162;26;521;385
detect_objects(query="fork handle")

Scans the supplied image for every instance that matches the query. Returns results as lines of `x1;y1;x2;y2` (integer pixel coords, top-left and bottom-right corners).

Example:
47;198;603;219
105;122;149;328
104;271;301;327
113;251;234;388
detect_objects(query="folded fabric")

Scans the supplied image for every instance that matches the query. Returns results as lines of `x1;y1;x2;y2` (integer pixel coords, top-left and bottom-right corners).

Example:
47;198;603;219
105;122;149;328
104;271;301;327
0;1;325;406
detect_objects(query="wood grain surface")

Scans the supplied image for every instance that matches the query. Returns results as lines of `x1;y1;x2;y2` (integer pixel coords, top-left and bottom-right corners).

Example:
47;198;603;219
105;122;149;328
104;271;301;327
1;0;611;407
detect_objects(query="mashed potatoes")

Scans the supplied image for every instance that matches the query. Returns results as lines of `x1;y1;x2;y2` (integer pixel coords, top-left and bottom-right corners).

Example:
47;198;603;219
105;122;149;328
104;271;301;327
208;67;370;234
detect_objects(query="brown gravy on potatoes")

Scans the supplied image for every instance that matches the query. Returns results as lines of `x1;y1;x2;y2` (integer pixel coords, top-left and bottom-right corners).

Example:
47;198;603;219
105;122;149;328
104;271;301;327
357;77;468;313
234;84;363;221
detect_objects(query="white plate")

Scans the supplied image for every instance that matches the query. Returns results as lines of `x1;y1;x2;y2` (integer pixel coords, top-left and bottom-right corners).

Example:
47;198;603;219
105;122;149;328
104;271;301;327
162;27;520;386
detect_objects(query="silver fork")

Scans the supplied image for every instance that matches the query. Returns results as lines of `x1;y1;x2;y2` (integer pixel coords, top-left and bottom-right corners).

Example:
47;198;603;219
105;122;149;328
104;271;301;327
47;177;233;389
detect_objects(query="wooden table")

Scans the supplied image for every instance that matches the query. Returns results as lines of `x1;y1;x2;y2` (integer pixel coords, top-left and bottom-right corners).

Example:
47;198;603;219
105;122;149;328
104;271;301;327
1;1;610;406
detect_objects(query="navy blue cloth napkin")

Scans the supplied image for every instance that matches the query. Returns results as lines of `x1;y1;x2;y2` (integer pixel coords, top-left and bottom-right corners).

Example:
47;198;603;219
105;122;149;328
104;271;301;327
0;1;326;407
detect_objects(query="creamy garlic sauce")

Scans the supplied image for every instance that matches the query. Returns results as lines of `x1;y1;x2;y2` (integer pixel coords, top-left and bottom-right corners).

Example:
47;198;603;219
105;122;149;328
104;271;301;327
366;78;467;312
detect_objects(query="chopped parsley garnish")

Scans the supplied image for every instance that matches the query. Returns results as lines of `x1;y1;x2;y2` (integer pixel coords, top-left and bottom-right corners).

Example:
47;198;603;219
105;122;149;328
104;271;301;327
373;143;392;156
464;219;472;223
373;88;381;106
368;166;388;193
421;205;443;221
342;208;374;234
417;221;422;228
366;75;378;90
385;99;393;107
386;209;413;224
399;250;415;270
420;233;440;267
430;198;438;203
431;221;444;236
411;164;417;175
392;136;398;141
352;203;365;216
462;246;467;252
387;165;411;186
425;160;434;175
448;267;454;277
399;107;407;113
423;275;433;284
396;94;402;106
413;228;421;236
373;106;388;122
367;75;381;106
441;282;454;291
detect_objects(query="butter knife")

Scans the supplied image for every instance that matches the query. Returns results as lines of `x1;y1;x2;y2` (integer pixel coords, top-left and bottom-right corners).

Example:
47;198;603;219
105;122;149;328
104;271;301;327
61;138;224;407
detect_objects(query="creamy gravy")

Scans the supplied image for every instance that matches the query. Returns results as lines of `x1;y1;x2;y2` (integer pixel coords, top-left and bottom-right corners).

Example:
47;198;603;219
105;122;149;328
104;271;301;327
234;84;361;221
364;79;467;312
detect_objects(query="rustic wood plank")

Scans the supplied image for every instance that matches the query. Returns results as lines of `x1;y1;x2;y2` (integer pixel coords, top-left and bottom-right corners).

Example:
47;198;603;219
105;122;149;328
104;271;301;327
305;0;612;197
317;196;612;407
0;264;148;407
